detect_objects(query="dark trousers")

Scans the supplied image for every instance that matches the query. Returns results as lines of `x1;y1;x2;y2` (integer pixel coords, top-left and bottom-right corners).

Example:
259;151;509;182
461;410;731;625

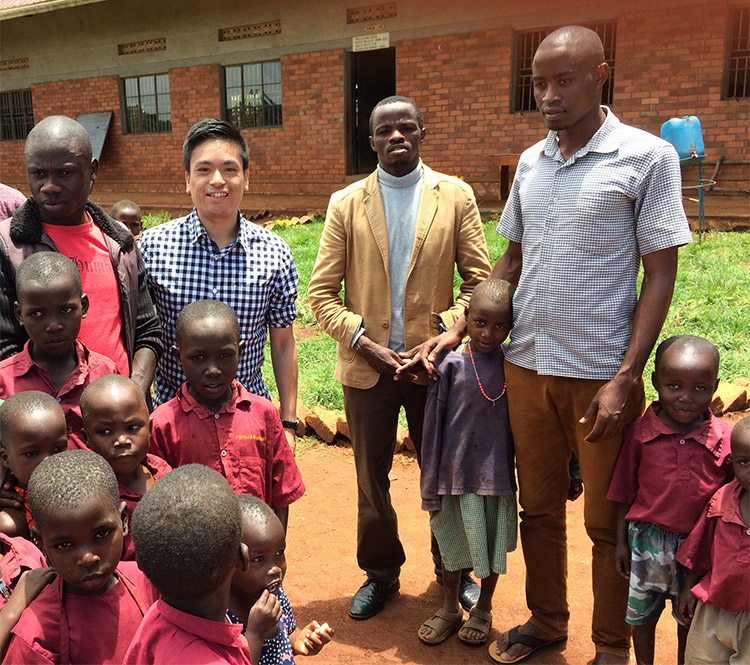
343;375;433;582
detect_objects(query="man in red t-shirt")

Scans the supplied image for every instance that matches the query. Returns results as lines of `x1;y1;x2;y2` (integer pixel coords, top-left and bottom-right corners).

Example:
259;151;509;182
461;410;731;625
0;116;162;392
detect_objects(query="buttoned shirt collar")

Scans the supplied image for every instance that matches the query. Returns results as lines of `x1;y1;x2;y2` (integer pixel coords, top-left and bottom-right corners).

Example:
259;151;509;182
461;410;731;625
176;380;251;419
707;477;746;527
13;339;90;388
542;106;620;162
639;402;727;459
185;208;255;252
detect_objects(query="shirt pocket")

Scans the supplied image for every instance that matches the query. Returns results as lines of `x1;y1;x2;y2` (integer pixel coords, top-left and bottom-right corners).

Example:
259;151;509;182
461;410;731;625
238;452;268;501
571;189;634;257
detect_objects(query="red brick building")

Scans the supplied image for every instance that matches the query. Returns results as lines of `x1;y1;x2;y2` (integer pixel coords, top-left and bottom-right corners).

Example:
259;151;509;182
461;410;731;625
0;0;747;200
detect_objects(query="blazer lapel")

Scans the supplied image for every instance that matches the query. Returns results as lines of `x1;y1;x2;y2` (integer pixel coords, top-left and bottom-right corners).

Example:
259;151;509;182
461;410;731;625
364;172;390;274
408;168;437;275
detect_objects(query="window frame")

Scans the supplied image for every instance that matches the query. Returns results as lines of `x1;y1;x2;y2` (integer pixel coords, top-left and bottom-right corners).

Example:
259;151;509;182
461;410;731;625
0;88;34;141
120;73;172;134
723;4;750;100
511;22;617;113
222;60;283;129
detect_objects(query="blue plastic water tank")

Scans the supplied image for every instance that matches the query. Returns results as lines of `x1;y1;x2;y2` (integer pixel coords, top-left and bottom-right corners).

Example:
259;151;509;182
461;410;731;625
660;116;705;161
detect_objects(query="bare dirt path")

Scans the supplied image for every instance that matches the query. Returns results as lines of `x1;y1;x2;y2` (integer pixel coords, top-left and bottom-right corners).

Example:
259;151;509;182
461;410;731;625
284;443;681;665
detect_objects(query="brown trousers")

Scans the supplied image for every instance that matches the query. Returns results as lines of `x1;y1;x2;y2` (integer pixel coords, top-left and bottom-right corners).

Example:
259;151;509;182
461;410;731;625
505;361;645;658
343;375;430;583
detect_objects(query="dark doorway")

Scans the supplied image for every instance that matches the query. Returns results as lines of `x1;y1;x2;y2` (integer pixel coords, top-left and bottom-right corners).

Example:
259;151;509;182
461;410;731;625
346;47;396;175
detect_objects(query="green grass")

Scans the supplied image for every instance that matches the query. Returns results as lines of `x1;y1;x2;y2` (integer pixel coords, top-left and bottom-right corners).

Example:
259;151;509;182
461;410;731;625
143;211;749;410
263;222;749;409
141;211;172;231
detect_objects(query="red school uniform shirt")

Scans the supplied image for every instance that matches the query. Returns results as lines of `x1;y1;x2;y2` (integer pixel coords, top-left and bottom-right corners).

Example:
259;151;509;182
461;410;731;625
3;560;158;665
0;340;120;449
42;217;129;377
676;478;750;613
124;599;252;665
119;454;172;562
149;381;305;509
0;533;46;610
607;403;733;533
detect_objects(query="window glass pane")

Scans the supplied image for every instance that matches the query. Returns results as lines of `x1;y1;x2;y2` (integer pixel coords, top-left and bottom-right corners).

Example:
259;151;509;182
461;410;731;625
264;82;282;105
263;61;281;84
225;66;242;88
243;63;262;88
155;74;170;95
140;76;155;96
125;78;138;98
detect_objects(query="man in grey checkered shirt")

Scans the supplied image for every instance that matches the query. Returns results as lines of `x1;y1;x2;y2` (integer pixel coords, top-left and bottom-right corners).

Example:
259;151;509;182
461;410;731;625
139;120;299;449
419;25;693;665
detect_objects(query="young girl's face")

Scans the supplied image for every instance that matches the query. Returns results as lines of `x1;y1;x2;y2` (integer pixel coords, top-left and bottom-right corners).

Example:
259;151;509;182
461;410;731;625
82;383;151;481
466;297;512;354
232;514;287;603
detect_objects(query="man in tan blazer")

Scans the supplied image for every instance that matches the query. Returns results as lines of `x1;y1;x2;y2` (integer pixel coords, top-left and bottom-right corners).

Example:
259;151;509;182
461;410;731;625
309;96;490;620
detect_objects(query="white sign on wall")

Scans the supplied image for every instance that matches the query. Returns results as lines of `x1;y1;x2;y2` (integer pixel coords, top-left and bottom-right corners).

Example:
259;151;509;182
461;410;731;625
352;33;390;52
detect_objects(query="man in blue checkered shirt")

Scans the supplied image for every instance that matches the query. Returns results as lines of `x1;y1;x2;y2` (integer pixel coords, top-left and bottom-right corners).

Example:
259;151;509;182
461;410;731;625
139;119;299;447
420;26;693;665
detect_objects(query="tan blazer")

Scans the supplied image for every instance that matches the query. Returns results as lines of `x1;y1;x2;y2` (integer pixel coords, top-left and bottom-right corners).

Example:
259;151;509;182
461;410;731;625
308;165;490;389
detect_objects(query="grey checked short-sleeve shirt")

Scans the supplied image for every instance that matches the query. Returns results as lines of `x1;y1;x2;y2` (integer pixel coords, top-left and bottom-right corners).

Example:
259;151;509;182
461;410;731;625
139;209;298;404
498;108;692;380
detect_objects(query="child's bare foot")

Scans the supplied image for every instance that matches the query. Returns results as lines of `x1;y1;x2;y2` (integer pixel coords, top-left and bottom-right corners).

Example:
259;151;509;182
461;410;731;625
590;652;630;664
489;620;567;663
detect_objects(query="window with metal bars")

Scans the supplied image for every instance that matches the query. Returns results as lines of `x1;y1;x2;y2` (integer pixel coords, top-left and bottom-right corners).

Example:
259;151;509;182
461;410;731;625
223;62;282;128
511;22;617;113
0;88;34;141
122;74;172;134
725;5;749;99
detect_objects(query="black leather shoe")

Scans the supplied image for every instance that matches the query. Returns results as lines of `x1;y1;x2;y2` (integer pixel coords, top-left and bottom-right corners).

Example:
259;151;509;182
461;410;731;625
348;579;400;620
458;574;480;612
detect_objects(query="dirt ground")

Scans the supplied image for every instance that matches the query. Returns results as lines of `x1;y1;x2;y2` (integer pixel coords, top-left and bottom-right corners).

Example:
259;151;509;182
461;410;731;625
283;441;694;665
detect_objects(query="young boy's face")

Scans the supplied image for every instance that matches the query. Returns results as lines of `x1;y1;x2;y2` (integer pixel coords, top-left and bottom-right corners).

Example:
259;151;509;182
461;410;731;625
232;513;287;602
14;276;88;359
113;208;142;237
82;383;151;482
36;497;127;595
652;346;719;434
0;409;68;487
466;295;512;354
174;315;244;411
731;427;750;493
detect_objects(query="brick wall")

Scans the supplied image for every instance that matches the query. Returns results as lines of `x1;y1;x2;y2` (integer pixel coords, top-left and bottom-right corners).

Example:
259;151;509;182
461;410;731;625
1;3;745;198
244;50;346;182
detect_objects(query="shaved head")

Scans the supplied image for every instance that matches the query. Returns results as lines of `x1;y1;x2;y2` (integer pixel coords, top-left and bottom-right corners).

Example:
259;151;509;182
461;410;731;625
25;116;92;163
538;26;605;68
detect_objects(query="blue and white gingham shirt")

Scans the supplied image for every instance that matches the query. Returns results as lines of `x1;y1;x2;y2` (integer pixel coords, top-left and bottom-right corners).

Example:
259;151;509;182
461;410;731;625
139;209;298;404
498;108;692;380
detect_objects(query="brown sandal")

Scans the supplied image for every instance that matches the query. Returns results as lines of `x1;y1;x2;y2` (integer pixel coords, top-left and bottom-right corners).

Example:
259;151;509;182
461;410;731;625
458;606;492;645
418;608;464;645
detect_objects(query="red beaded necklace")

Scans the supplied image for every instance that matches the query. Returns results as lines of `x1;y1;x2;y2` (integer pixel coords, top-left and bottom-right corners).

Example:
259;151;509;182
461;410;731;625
468;344;506;406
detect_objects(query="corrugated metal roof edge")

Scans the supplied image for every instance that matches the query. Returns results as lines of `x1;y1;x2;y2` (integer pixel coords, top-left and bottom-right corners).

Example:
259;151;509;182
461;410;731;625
0;0;110;21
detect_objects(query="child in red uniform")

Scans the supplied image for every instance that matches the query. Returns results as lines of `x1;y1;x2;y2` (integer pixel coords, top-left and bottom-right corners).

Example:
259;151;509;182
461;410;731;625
228;494;333;664
3;450;158;664
149;300;304;529
607;335;733;665
677;416;750;663
80;374;171;560
0;253;120;447
0;392;68;539
125;464;280;665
